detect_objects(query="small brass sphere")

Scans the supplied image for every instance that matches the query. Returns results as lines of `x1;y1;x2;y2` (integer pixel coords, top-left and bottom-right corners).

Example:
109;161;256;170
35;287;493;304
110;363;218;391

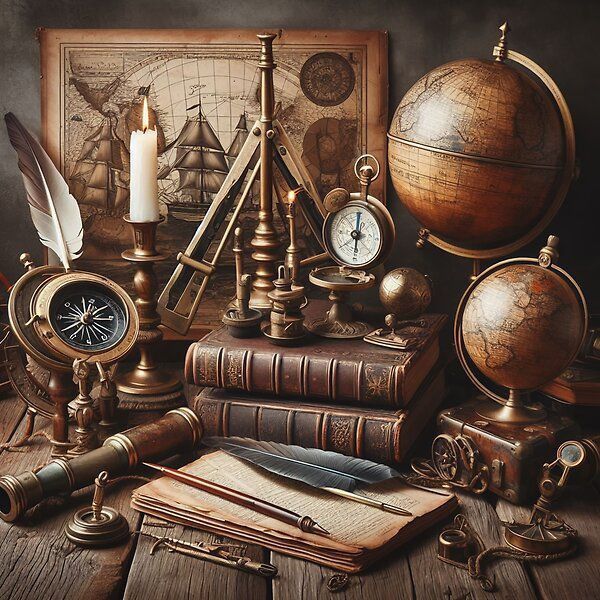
379;268;432;319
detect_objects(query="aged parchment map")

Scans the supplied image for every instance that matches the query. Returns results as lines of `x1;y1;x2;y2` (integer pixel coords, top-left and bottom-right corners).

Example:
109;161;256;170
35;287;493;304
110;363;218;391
39;29;387;334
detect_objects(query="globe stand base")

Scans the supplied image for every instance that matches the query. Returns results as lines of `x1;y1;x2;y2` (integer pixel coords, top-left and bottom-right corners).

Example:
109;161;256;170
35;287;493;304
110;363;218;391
475;397;547;425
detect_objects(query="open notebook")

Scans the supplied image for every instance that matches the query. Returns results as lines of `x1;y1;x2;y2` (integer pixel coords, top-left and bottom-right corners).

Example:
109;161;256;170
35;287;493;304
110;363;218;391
132;451;457;572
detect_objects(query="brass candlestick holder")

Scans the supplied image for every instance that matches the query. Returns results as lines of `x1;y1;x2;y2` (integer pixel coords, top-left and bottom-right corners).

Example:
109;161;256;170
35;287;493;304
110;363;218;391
116;215;184;411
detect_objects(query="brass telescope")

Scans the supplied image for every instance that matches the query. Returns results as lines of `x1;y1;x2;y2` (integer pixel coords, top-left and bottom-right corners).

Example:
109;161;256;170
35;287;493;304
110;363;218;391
0;407;202;522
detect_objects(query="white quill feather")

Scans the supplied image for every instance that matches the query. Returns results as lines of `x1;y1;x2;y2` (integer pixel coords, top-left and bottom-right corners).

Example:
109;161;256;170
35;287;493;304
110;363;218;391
5;112;83;270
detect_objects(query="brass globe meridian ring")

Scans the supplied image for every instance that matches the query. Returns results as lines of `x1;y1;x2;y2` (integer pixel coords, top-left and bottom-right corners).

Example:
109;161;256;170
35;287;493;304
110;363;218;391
453;256;589;406
388;49;576;260
8;265;72;373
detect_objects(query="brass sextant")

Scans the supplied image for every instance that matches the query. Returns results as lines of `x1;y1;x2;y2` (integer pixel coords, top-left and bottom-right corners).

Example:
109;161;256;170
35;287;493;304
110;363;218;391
157;33;327;336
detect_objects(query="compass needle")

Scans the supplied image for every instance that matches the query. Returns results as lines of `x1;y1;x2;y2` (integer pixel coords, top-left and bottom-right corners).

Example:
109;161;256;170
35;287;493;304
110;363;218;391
94;322;113;334
61;321;82;333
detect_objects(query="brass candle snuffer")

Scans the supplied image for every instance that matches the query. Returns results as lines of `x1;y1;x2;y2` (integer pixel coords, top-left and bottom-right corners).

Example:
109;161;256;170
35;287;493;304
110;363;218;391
115;215;184;411
64;470;130;548
307;154;395;339
221;227;262;338
157;32;328;337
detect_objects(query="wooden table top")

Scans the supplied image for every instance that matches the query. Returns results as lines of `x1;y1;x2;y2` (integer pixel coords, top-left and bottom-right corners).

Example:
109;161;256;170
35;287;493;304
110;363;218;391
0;385;599;600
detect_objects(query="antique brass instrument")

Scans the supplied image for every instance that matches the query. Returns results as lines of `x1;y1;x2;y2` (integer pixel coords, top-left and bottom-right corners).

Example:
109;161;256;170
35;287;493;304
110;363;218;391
157;33;327;335
307;155;395;339
0;407;201;522
8;256;139;456
503;435;600;555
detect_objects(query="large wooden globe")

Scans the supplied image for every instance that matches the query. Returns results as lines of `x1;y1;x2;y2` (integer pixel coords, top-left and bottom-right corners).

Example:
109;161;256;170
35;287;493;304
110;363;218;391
388;36;574;258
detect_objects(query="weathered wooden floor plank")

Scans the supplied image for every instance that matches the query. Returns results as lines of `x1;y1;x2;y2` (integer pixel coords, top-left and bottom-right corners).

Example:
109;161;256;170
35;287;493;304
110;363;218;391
124;516;269;600
272;547;414;600
407;490;537;600
496;484;600;600
0;403;143;600
0;393;26;443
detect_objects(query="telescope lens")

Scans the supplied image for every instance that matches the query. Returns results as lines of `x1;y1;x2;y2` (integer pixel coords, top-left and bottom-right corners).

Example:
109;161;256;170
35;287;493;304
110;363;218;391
559;441;585;467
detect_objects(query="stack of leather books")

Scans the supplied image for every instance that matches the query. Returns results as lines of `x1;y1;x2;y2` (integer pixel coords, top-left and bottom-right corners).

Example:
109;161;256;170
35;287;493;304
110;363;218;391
186;300;448;463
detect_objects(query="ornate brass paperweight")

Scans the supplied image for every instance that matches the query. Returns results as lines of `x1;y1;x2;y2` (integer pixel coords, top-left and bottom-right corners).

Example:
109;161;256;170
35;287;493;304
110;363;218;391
117;215;184;411
65;471;130;548
365;267;432;349
307;155;395;339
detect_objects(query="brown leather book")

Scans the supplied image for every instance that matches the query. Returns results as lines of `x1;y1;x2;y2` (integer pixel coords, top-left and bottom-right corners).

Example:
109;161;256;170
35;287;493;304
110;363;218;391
192;364;445;464
185;301;447;408
541;363;600;406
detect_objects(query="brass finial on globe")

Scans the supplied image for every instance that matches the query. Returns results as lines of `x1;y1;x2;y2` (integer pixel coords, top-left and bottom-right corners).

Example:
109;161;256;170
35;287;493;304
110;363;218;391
379;268;432;319
455;236;588;424
387;24;576;260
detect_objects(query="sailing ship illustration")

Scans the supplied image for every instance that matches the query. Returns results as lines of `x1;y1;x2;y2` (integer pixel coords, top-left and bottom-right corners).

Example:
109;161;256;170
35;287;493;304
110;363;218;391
158;96;230;222
69;114;130;215
225;113;260;207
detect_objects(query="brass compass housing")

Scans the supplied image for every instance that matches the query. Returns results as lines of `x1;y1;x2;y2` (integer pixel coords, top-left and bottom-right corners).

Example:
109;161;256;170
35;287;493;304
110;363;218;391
308;155;395;339
8;265;139;455
30;271;138;365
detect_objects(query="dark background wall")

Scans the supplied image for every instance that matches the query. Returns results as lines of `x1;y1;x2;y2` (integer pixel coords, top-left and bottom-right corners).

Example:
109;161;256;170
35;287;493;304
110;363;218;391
1;0;598;320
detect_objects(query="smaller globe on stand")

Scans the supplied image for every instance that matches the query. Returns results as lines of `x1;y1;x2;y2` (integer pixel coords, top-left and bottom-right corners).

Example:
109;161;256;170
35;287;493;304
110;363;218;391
379;268;432;319
455;236;588;425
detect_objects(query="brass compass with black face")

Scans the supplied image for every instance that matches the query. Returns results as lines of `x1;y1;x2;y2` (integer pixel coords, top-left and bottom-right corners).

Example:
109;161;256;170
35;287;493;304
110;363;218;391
308;155;395;338
32;273;135;363
6;260;138;455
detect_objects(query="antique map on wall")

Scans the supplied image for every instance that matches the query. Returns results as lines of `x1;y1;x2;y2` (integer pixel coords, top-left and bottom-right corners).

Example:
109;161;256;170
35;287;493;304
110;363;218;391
39;29;388;335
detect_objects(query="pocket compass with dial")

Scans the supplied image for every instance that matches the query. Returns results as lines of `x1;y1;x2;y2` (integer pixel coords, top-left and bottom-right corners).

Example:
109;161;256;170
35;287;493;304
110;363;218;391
10;267;138;368
308;155;395;338
6;258;139;439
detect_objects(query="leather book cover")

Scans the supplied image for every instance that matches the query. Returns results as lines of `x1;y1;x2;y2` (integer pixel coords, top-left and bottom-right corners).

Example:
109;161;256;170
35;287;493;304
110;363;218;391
192;363;445;464
185;300;447;408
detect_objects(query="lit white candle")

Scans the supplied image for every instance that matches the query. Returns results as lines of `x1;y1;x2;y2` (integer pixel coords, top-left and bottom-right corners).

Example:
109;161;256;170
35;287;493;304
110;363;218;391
129;96;160;222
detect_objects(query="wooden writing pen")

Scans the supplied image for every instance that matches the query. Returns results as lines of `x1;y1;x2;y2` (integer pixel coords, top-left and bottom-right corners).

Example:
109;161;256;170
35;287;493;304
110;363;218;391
143;463;330;536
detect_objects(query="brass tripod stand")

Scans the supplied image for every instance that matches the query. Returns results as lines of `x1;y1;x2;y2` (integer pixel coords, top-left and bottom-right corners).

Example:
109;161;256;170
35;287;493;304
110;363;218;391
157;33;327;335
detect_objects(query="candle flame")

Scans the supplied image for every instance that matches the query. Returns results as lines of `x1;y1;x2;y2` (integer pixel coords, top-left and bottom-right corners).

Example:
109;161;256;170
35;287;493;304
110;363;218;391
142;95;149;133
287;190;296;203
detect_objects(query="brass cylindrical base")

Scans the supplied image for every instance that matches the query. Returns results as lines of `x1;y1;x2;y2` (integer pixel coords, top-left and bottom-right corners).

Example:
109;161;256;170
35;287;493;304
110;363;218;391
475;390;547;425
65;505;130;548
